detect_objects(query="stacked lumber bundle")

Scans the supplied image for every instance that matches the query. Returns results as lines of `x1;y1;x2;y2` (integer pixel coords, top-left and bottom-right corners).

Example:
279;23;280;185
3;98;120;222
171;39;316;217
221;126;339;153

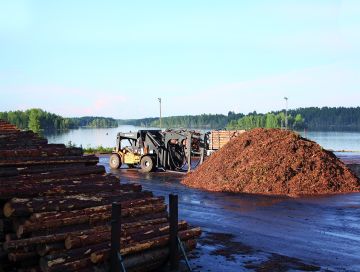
0;120;201;272
208;130;245;150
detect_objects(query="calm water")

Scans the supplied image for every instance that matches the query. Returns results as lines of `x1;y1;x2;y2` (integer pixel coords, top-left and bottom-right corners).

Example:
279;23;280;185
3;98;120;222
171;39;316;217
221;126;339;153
44;125;157;148
299;131;360;151
45;126;360;151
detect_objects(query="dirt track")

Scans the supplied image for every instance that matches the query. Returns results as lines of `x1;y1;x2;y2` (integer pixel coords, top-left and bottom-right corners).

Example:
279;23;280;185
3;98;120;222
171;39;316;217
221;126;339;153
100;155;360;272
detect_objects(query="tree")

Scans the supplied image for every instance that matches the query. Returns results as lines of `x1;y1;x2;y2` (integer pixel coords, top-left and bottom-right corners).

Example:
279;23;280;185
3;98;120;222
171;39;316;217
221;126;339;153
28;109;41;132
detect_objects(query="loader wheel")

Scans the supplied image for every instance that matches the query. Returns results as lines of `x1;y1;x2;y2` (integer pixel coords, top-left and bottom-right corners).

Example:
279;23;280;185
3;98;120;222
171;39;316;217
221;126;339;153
140;156;154;173
109;154;121;169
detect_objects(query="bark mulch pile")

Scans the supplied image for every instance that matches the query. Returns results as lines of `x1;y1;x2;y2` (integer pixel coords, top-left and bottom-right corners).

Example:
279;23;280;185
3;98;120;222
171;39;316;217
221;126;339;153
182;128;360;196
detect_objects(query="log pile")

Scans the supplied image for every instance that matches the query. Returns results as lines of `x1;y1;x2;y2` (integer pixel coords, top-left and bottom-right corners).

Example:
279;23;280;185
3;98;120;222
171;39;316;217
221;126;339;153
0;120;201;272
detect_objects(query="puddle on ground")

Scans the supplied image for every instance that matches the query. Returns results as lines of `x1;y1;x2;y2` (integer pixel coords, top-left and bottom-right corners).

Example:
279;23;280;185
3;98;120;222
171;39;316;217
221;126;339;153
194;231;322;272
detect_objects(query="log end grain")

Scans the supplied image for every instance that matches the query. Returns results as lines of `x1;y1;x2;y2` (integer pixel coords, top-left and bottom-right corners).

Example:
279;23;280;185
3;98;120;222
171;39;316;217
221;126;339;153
3;203;14;218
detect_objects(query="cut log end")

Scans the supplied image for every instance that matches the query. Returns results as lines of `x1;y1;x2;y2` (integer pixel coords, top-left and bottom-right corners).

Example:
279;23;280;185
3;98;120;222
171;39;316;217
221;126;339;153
90;251;107;264
3;202;14;218
16;225;24;238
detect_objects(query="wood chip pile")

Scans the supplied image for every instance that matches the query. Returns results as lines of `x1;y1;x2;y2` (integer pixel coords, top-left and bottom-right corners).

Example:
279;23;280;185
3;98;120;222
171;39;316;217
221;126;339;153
183;128;360;196
0;120;201;272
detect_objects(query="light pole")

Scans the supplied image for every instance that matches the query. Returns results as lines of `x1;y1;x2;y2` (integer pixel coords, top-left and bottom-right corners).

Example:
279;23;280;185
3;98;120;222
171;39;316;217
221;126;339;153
158;98;162;129
284;97;288;129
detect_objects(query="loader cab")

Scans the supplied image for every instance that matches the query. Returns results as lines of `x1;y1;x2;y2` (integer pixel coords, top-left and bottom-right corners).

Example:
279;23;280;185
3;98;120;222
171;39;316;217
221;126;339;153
115;132;138;152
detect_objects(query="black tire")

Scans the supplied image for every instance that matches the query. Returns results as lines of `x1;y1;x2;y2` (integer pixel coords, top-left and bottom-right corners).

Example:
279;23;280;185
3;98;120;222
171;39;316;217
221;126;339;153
140;156;154;173
109;154;121;169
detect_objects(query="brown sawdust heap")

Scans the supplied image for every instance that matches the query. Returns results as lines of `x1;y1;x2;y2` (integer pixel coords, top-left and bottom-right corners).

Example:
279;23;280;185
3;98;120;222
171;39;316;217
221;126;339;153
182;128;360;196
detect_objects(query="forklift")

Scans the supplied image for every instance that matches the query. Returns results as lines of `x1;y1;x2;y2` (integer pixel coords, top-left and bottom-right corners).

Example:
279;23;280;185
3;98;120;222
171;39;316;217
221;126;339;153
109;130;207;172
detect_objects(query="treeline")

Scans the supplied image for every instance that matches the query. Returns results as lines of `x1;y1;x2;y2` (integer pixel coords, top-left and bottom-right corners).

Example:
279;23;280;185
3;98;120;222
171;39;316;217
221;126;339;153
286;107;360;131
227;112;304;130
119;117;159;127
0;109;118;132
122;107;360;131
227;107;360;131
0;109;76;132
3;107;360;132
150;114;243;129
71;117;118;128
121;112;244;129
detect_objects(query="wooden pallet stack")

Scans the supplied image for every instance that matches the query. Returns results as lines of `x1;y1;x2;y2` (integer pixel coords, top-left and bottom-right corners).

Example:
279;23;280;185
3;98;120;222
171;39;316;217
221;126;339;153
0;120;201;272
208;130;246;150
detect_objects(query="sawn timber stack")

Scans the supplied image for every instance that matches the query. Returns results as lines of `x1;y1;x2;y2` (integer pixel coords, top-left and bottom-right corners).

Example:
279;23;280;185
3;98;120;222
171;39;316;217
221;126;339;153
0;120;201;272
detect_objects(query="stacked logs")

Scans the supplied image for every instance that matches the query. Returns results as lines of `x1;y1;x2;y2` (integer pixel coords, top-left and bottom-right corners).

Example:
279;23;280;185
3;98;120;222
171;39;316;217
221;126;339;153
0;120;201;272
208;130;246;150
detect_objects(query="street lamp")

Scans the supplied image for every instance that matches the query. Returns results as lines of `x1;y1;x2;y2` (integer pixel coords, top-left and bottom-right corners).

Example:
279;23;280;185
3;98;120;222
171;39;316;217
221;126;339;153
284;97;288;129
158;98;162;129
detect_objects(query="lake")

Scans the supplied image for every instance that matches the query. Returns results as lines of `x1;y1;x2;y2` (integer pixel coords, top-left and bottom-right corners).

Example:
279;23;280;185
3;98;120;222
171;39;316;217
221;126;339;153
44;126;360;151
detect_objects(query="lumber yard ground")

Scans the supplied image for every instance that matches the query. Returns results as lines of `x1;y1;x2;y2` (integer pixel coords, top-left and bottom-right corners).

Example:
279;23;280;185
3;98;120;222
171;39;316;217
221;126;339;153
99;154;360;272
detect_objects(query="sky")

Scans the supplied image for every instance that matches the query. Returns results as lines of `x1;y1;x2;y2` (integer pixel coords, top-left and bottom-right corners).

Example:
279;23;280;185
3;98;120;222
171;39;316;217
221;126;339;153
0;0;359;118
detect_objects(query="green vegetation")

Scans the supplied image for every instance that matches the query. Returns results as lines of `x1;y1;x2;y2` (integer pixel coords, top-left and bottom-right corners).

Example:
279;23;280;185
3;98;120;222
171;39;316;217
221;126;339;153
0;109;76;132
226;112;305;130
227;107;360;131
71;116;118;128
123;107;360;131
82;145;113;154
65;141;113;154
121;112;244;129
286;107;360;131
2;107;360;133
0;109;118;133
119;117;158;127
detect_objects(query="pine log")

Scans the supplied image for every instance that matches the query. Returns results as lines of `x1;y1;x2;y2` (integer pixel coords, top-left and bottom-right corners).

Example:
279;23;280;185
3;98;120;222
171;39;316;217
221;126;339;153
4;214;168;253
43;257;93;272
30;196;163;222
36;242;65;256
65;220;187;250
8;250;38;262
25;215;168;242
4;190;151;217
91;238;197;268
0;182;140;200
0;155;99;167
10;165;105;178
91;227;201;264
3;225;111;251
0;147;82;159
13;162;86;175
127;240;197;272
62;217;168;248
40;243;109;272
121;227;201;256
0;171;111;187
17;204;166;237
122;217;168;231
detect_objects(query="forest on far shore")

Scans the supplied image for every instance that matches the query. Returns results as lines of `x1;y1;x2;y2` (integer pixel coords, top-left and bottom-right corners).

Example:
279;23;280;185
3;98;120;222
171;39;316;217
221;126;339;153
122;107;360;131
0;109;118;132
2;107;360;132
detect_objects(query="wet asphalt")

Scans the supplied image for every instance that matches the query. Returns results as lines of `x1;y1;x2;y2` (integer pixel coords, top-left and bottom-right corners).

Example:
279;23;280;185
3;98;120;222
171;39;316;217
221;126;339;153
99;155;360;272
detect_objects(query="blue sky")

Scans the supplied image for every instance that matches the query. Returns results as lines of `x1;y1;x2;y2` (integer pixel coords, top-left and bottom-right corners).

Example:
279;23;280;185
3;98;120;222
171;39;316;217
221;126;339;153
0;0;359;118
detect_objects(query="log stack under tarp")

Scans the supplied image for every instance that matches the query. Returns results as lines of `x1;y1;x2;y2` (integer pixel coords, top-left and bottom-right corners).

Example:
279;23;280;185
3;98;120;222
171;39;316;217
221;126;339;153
0;120;201;272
